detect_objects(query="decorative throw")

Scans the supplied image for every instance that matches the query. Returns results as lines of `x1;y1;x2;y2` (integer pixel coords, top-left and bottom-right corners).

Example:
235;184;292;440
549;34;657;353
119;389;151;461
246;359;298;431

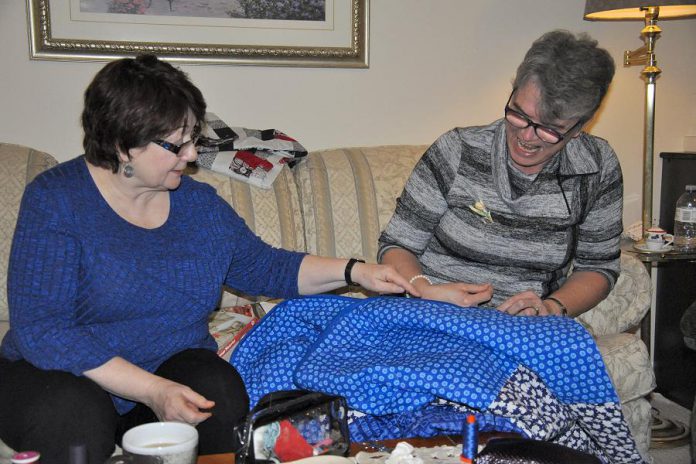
208;303;268;359
196;113;307;189
230;296;645;464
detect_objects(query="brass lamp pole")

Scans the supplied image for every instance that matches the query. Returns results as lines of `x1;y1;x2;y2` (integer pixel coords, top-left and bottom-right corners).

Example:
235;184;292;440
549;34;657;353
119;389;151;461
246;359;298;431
627;6;661;233
584;1;696;233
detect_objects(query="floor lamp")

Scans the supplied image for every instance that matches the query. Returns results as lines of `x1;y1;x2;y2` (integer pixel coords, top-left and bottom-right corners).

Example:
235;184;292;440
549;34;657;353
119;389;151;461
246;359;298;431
584;1;696;234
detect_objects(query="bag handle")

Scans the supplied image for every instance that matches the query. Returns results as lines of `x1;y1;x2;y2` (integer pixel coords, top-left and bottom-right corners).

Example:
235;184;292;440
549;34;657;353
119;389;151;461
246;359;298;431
250;389;311;415
235;389;312;463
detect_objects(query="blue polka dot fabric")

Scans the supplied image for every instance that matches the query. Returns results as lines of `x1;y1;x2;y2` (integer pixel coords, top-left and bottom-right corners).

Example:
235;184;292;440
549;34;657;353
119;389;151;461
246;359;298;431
231;296;644;463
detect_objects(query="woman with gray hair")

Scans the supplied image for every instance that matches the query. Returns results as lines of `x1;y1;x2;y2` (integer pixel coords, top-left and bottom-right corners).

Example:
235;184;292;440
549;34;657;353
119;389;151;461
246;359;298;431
380;30;621;319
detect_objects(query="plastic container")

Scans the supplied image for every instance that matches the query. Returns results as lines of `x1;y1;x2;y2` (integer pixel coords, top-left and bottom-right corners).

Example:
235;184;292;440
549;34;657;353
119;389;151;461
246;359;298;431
11;451;40;464
674;185;696;252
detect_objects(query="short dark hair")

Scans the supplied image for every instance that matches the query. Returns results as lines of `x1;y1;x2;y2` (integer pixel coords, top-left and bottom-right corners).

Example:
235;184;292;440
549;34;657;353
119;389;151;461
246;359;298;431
81;54;206;172
513;30;615;123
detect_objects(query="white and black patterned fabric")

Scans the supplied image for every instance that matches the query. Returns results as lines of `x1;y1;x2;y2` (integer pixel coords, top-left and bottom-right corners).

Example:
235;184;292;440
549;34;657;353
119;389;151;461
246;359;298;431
230;296;644;463
196;113;307;189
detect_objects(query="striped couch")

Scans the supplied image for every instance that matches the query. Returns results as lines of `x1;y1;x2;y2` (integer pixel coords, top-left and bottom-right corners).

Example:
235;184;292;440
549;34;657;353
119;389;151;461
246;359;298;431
0;143;655;460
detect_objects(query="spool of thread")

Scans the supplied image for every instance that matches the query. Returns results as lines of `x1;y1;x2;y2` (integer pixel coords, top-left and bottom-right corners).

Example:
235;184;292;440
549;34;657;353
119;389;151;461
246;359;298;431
11;451;40;464
460;414;478;464
69;444;88;464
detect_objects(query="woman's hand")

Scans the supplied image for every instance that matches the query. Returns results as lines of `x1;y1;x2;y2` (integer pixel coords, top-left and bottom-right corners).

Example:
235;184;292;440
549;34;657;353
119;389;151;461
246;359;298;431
497;290;554;316
351;262;420;296
378;247;492;307
144;377;215;425
419;282;493;308
298;256;418;296
84;357;215;427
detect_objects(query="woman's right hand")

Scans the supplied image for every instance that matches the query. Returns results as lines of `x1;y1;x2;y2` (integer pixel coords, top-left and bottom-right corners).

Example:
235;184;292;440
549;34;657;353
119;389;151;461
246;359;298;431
419;282;493;308
144;377;215;425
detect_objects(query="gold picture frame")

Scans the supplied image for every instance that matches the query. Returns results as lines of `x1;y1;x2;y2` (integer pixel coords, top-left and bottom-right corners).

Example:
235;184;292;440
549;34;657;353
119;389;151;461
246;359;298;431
27;0;369;67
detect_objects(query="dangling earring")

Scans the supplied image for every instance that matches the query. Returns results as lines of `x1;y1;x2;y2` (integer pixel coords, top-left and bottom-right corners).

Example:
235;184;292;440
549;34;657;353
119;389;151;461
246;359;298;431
123;162;134;178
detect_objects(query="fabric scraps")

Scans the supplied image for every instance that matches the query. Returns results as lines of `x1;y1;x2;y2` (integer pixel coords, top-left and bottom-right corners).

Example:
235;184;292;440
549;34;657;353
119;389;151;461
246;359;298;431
196;113;307;189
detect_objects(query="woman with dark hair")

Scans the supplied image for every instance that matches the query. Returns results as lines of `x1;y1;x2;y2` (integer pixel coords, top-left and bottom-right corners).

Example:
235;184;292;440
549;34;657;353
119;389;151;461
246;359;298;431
0;54;416;463
379;30;620;318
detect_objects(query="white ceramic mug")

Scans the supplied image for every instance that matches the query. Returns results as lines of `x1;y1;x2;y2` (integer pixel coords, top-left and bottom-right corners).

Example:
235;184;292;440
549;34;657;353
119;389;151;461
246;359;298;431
105;422;198;464
645;227;674;251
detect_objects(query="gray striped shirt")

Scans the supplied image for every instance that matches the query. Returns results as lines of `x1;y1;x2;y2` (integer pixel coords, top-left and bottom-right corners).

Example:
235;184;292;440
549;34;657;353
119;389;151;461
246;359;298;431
378;119;623;307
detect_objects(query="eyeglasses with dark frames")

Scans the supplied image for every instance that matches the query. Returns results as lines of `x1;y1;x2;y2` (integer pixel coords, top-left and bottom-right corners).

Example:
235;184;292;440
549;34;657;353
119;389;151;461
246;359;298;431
151;126;201;156
504;91;583;145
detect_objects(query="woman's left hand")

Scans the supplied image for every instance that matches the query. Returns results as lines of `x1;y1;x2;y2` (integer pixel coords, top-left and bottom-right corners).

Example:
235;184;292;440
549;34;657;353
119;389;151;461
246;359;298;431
351;262;420;296
497;290;549;316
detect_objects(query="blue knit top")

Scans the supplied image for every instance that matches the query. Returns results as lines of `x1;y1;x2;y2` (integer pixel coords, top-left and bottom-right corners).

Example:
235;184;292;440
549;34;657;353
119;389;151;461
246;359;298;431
1;156;305;413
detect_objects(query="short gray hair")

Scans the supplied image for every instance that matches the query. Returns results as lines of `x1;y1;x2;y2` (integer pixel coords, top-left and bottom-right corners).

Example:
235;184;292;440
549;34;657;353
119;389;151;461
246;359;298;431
513;30;615;123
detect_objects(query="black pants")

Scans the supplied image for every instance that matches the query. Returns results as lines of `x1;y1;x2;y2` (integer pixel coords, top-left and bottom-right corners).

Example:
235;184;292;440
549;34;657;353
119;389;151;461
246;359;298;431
0;349;249;464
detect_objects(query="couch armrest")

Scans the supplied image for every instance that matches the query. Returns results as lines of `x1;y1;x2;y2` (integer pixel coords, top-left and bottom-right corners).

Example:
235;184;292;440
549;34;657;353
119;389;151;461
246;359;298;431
0;143;58;324
576;252;651;337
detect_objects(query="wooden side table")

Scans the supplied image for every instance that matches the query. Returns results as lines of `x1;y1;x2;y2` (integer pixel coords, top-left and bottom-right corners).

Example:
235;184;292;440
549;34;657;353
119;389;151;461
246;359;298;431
198;454;232;464
196;433;519;464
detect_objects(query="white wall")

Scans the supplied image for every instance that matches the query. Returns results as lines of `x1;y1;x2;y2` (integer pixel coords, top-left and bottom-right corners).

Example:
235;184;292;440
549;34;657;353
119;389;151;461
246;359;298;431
1;0;695;227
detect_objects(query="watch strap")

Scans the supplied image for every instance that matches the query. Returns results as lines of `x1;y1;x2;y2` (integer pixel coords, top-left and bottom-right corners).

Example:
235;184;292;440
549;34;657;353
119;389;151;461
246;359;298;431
344;258;365;286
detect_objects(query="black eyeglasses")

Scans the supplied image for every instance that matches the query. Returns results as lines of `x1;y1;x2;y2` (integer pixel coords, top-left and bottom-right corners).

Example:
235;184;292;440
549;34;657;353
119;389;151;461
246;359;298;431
504;92;582;145
152;126;201;156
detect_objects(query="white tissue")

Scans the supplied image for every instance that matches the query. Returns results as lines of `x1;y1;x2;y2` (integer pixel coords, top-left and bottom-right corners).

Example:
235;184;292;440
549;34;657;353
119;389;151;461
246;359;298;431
252;423;272;460
385;442;424;464
623;220;644;241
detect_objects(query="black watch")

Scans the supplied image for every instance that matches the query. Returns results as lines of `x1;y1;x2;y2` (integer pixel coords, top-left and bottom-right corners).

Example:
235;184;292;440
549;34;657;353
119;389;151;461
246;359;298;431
344;258;365;286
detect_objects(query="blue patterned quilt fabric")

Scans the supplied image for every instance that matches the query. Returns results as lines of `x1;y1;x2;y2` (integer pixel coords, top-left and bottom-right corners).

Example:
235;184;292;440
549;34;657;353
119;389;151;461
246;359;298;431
230;295;645;463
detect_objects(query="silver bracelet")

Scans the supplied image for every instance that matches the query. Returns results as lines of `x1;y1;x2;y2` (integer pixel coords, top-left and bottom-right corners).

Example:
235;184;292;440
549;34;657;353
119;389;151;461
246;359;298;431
409;274;433;285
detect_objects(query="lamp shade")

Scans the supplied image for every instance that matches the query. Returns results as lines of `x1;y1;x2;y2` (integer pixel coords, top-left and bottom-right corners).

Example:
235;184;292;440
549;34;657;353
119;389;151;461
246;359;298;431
584;0;696;20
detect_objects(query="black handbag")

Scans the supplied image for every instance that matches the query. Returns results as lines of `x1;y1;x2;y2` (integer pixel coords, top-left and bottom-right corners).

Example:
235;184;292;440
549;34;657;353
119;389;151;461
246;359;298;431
234;390;351;464
477;438;602;464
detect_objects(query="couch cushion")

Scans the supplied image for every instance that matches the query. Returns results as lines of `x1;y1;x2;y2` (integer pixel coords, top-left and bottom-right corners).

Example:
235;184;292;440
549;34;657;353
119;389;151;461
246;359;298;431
577;252;652;336
186;165;305;252
595;332;656;403
294;145;427;261
0;144;58;322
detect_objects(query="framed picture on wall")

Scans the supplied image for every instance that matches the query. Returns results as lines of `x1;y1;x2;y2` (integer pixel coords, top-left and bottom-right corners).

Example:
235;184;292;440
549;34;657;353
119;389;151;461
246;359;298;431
26;0;369;67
